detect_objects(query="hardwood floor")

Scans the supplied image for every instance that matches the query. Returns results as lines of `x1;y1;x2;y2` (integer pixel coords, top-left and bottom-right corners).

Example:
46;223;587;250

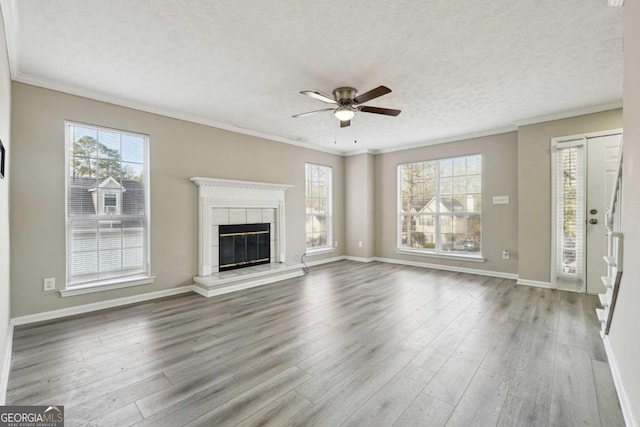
6;261;626;426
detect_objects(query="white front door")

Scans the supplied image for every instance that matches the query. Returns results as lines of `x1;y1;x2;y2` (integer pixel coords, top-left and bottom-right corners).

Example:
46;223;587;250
586;134;622;294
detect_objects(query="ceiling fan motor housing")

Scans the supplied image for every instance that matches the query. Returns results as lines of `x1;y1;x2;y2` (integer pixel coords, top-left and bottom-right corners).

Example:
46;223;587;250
333;87;358;104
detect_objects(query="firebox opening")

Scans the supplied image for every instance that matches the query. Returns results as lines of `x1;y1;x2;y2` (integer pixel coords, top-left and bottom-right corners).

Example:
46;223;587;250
219;223;270;272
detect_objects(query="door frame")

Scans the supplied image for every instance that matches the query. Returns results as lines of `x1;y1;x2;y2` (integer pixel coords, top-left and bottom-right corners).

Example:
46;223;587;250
550;128;623;292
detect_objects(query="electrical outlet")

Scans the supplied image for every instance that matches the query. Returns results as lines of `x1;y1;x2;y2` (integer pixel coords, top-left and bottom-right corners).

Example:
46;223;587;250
502;250;510;260
334;241;338;248
358;241;363;248
44;277;56;291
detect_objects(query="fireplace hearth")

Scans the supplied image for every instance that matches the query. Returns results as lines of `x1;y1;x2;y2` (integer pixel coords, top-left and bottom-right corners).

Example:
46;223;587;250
219;223;270;271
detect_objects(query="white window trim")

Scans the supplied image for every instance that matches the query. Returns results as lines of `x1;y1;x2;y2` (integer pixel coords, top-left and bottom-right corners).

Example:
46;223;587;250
306;247;336;256
550;137;586;288
305;163;333;252
396;155;483;258
60;275;157;297
395;248;485;263
64;121;153;290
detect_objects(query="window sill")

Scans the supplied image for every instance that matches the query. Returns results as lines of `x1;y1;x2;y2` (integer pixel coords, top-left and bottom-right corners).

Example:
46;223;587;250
395;249;485;263
60;276;156;297
305;247;336;256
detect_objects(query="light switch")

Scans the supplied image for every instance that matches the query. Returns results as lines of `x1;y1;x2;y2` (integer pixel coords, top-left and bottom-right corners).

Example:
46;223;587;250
493;196;509;205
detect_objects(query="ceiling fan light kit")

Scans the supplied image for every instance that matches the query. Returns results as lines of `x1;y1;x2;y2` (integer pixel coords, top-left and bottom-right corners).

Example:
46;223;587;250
334;106;355;122
294;85;401;128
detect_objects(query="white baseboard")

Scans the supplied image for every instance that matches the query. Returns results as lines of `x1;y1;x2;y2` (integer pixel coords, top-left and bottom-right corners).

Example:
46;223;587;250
343;256;376;263
304;256;346;267
603;335;639;427
373;257;518;280
305;255;518;281
0;322;14;405
517;278;554;289
11;285;195;326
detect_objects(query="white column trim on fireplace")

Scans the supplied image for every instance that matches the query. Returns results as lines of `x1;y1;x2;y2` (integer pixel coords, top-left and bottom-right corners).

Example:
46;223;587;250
191;177;293;277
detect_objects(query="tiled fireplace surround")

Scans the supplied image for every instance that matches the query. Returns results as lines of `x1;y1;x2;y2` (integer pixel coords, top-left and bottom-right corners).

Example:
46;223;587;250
211;207;277;272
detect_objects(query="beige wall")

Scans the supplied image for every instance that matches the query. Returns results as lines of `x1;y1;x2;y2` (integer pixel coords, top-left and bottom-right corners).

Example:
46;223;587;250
345;153;375;258
374;132;519;275
517;109;622;283
609;1;640;424
10;82;344;317
0;7;11;404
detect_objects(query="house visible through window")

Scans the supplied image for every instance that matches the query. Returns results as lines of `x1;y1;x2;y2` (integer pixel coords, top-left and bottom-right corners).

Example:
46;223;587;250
305;163;332;252
398;154;482;255
65;122;150;287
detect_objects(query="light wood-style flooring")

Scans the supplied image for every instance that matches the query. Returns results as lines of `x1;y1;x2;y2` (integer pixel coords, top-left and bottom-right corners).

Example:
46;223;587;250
7;261;626;426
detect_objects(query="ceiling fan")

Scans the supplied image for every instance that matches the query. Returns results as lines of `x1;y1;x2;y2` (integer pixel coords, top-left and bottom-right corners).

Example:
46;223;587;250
293;85;401;128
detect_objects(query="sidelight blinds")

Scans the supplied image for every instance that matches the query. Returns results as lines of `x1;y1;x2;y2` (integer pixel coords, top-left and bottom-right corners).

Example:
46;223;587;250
552;141;585;281
65;122;150;287
305;163;332;251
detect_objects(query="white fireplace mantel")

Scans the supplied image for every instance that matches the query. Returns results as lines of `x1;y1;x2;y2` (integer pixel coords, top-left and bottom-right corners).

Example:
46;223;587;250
191;177;293;277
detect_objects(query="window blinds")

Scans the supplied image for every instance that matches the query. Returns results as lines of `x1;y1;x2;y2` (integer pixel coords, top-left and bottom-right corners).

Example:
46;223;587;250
66;122;149;286
305;163;332;250
398;154;482;254
553;143;585;281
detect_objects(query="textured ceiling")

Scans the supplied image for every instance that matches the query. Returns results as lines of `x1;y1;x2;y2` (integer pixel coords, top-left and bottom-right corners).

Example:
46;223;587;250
14;0;623;153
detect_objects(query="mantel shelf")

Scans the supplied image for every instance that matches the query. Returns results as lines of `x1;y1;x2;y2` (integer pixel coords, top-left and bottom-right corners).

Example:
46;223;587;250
190;177;293;192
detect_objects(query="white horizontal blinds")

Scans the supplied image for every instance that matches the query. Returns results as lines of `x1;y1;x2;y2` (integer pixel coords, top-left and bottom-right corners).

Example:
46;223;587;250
554;143;585;280
398;154;482;254
399;160;437;250
437;155;482;253
66;123;149;286
305;163;332;249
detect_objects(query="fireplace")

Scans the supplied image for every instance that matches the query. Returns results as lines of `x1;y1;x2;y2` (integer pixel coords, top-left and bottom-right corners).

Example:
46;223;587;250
191;177;292;277
191;177;301;298
219;223;270;271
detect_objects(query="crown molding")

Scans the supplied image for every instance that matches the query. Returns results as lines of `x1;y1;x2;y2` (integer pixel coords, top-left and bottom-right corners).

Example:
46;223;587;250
513;101;622;127
13;71;346;156
10;71;623;158
372;126;518;155
0;0;18;78
343;149;375;156
11;71;626;157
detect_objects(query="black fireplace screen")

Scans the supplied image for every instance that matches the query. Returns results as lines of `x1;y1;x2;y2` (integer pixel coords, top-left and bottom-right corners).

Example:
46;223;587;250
219;223;270;271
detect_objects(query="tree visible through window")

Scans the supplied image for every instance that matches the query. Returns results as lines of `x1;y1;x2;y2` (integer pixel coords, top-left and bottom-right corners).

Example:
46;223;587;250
66;122;150;286
398;155;482;254
305;163;332;251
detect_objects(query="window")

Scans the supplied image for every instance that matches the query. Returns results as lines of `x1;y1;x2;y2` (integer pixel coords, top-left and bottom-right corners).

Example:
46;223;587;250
104;194;117;206
65;122;150;288
398;154;482;255
551;140;585;281
305;163;332;252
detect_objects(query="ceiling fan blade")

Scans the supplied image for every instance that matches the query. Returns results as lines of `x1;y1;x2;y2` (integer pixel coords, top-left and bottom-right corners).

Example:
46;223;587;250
359;106;401;116
292;108;335;118
353;86;392;105
300;90;337;104
340;120;351;128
